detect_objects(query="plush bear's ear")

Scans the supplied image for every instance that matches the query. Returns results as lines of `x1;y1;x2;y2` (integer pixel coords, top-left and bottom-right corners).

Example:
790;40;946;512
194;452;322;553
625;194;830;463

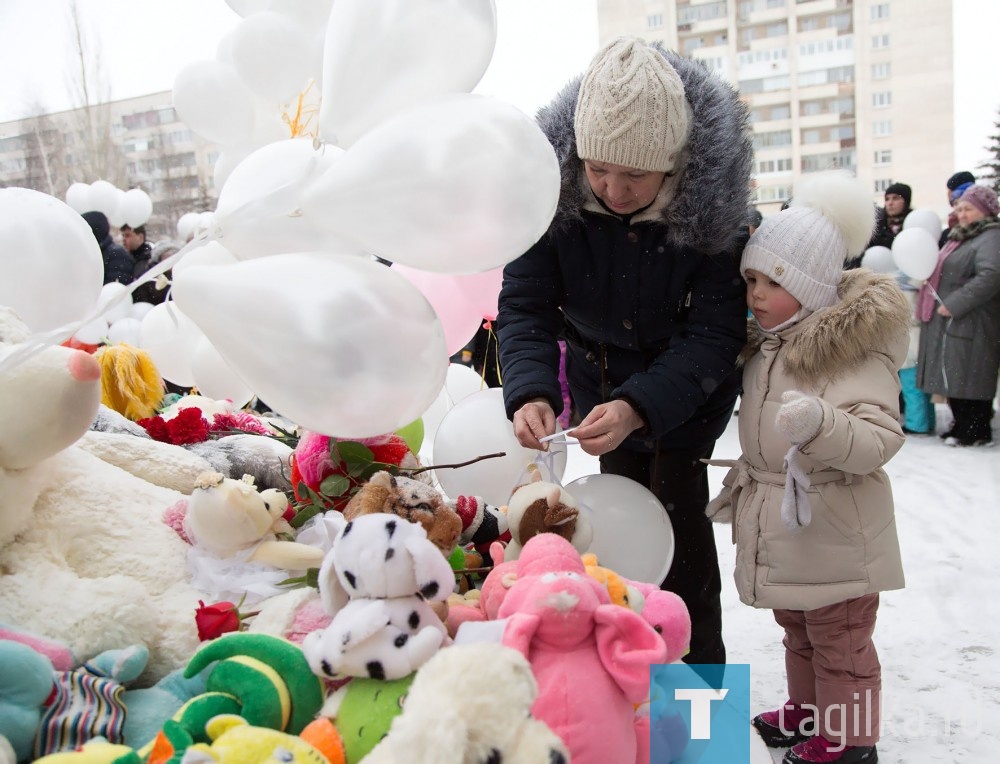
317;541;350;616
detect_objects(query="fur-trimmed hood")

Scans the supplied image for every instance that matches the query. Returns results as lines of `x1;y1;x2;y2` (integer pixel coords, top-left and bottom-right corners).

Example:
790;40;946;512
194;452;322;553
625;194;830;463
536;46;753;256
742;269;911;384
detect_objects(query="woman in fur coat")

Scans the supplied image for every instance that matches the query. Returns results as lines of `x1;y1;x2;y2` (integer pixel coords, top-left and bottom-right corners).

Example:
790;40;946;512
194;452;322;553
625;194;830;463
496;36;752;670
708;173;908;764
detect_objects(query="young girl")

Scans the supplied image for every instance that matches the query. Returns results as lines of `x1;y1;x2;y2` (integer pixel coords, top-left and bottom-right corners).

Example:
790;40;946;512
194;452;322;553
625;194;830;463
707;172;909;764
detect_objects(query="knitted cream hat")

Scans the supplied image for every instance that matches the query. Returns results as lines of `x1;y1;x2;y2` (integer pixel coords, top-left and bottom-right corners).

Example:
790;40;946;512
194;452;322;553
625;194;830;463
574;37;689;173
741;172;875;311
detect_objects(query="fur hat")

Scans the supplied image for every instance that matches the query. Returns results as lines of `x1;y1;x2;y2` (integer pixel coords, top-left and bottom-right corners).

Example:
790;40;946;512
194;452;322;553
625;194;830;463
574;36;688;173
884;182;911;209
741;171;874;311
958;184;999;217
946;170;976;191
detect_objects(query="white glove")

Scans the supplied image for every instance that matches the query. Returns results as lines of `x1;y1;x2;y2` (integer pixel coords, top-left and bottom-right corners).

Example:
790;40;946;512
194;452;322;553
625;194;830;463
775;391;823;445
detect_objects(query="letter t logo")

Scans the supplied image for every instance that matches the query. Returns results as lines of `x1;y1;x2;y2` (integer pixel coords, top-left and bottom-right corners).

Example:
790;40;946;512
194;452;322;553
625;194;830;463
674;688;729;739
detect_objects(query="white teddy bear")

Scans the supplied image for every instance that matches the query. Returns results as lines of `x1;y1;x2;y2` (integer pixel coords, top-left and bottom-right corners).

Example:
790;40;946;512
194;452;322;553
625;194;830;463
0;306;204;682
303;513;455;682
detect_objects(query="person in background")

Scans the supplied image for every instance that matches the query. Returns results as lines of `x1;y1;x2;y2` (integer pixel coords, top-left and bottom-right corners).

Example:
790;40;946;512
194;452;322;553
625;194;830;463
868;182;912;249
940;171;976;247
712;171;908;764
122;223;162;304
82;211;134;285
916;184;1000;447
497;36;752;671
748;206;764;237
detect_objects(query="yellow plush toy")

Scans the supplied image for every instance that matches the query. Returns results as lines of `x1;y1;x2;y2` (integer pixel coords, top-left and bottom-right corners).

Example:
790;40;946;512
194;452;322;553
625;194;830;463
582;553;639;609
183;715;344;763
94;343;164;421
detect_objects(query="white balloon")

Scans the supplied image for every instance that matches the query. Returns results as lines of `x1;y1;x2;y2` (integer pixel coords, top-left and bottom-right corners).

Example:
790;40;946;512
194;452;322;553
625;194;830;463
191;336;254;409
446;362;488;404
97;282;133;323
564;473;674;586
107;317;143;346
215;139;356;258
195;212;216;238
273;0;334;33
902;208;943;240
108;188;127;228
892;228;940;281
230;12;317;103
75;317;109;345
173;60;257;145
0;188;104;331
130;301;155;321
320;0;497;148
172;252;449;438
138;302;204;387
120;188;153;228
172;241;239;279
432;387;567;507
861;245;895;274
177;212;202;241
88;180;120;218
303;94;561;273
65;182;93;213
225;0;270;18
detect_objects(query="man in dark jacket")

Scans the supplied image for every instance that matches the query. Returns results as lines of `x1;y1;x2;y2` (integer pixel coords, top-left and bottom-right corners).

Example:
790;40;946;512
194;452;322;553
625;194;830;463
867;182;912;249
122;223;166;304
82;211;134;285
497;37;752;672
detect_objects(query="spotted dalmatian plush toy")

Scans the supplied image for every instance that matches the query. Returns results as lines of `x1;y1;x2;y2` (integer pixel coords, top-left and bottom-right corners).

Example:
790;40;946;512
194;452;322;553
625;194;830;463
303;513;455;682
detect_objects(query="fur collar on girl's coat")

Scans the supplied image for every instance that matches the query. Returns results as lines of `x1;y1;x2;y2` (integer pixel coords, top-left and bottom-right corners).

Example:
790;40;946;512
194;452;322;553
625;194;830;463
740;269;911;385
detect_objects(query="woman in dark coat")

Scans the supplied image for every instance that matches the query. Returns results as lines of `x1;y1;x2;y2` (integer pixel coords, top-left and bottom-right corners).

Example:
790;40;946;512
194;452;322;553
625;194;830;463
496;37;752;668
916;184;1000;446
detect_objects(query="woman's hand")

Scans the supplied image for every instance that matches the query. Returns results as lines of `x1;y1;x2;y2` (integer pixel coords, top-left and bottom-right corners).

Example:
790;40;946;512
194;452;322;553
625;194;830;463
512;398;557;450
936;303;952;317
572;400;645;456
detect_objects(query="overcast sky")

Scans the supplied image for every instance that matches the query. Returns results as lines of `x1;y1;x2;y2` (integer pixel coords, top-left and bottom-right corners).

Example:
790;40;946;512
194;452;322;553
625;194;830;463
0;0;995;173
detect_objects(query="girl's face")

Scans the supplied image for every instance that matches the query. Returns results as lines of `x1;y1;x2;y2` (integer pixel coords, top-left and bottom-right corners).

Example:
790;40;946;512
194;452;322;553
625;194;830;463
745;268;802;329
583;160;666;215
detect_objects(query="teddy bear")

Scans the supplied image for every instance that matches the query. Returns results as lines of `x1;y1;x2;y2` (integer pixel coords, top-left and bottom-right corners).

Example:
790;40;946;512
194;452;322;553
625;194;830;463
342;470;462;557
362;643;569;764
498;533;667;764
303;513;455;683
0;306;203;683
502;465;593;561
181;471;325;604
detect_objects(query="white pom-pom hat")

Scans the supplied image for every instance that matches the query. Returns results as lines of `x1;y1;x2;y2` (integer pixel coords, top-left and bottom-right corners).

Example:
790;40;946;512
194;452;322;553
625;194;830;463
741;171;875;310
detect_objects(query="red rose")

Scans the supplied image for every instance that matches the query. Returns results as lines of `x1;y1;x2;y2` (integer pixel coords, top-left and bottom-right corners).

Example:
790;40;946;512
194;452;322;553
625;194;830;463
194;600;241;641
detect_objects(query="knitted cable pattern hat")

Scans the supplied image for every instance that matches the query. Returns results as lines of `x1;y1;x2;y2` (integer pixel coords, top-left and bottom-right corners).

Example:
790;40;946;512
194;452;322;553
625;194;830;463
741;171;875;311
574;36;689;173
958;184;1000;217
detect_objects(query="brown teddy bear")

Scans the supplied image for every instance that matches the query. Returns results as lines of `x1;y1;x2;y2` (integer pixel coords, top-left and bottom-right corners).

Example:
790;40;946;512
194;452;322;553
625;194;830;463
342;470;462;557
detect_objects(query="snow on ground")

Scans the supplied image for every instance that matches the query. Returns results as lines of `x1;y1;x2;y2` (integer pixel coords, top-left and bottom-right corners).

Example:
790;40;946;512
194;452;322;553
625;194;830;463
562;403;1000;763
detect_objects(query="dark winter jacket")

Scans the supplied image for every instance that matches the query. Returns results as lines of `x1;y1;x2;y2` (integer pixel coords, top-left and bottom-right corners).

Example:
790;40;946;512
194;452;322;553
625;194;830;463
82;211;135;286
130;241;166;304
496;50;753;450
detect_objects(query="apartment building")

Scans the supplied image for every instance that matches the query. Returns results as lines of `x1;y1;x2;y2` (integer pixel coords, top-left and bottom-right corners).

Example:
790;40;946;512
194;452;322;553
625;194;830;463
0;91;219;239
596;0;955;215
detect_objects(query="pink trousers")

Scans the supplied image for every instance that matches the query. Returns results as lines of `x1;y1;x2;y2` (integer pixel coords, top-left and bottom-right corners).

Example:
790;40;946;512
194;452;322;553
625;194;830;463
773;594;881;746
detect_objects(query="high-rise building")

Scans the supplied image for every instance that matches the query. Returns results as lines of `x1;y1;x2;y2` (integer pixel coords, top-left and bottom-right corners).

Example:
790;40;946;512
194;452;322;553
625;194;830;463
595;0;955;215
0;91;220;239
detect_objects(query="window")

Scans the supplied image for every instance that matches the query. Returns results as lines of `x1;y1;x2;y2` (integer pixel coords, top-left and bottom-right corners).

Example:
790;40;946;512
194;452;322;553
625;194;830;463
755;185;792;203
872;34;890;49
739;74;790;94
874;120;892;137
801;149;856;172
753;130;793;149
871;3;890;20
678;1;727;24
872;91;892;108
756;157;793;174
647;13;663;28
802;129;822;144
874;179;893;193
874;149;892;165
872;62;891;80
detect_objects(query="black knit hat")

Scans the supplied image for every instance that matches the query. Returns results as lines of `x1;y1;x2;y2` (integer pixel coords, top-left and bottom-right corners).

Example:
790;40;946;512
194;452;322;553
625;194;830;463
81;210;110;242
946;171;975;191
884;182;911;208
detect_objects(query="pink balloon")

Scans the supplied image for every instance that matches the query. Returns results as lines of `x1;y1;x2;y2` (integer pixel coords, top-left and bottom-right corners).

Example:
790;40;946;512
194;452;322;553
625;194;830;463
392;264;482;355
454;267;503;321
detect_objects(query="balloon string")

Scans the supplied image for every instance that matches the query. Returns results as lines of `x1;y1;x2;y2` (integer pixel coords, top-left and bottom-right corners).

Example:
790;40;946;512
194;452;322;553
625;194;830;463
483;319;502;386
282;81;319;139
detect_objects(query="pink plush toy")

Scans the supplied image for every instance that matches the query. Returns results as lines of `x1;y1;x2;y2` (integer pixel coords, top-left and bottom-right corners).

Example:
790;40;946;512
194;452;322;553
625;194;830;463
498;534;667;764
628;581;691;664
445;542;518;637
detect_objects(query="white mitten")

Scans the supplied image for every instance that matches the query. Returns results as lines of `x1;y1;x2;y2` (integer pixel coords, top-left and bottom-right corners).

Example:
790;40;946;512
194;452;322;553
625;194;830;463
775;391;823;444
